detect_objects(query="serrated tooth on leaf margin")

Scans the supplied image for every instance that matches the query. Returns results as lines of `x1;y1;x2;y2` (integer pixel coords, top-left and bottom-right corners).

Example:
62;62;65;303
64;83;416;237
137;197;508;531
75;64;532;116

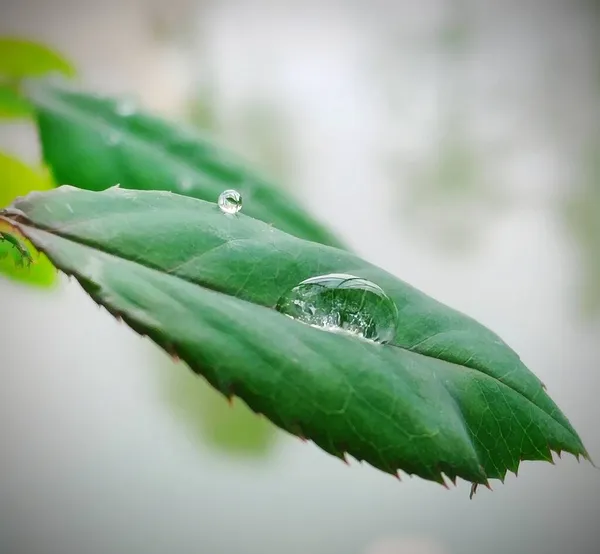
469;483;478;499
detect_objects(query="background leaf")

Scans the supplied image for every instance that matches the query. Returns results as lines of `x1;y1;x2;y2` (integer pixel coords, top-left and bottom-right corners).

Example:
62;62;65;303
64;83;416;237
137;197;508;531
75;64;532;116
0;153;56;287
0;37;75;79
25;80;344;248
165;362;278;456
0;84;32;120
0;152;54;207
0;186;588;489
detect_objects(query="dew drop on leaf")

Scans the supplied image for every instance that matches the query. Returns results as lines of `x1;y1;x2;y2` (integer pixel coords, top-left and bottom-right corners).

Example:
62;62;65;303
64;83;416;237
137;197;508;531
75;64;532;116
275;273;398;344
218;189;242;214
107;131;122;146
180;176;193;191
115;98;137;117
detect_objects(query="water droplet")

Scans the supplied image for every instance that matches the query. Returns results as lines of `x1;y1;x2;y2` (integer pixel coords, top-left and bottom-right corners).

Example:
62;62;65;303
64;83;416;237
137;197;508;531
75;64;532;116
115;98;137;117
107;131;121;146
218;189;242;214
180;176;193;191
275;273;398;343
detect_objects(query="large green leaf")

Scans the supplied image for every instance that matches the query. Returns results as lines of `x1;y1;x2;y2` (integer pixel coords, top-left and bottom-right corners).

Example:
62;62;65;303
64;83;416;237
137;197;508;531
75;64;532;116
24;80;343;248
0;37;75;79
0;152;56;287
0;186;589;491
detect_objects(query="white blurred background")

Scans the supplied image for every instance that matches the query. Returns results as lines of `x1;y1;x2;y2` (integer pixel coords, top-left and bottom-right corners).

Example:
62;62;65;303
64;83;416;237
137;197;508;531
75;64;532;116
1;1;599;553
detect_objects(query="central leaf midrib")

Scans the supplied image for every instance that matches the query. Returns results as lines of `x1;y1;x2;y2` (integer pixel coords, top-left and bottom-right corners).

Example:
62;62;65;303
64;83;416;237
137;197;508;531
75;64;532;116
5;209;434;358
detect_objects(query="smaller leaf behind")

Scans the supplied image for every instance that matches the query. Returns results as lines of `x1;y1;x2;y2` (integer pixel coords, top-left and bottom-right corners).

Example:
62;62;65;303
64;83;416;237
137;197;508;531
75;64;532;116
165;361;278;457
0;84;32;120
0;153;56;287
0;37;76;79
25;79;344;249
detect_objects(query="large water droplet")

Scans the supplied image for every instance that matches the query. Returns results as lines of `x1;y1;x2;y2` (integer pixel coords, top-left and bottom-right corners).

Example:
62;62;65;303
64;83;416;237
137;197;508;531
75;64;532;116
218;189;242;214
275;273;398;343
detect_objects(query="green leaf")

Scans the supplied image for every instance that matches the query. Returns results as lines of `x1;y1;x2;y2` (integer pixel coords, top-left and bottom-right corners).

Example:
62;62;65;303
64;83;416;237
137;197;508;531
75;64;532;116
0;84;32;119
0;153;56;287
25;80;343;248
165;363;278;457
0;37;75;79
0;152;55;207
0;186;589;490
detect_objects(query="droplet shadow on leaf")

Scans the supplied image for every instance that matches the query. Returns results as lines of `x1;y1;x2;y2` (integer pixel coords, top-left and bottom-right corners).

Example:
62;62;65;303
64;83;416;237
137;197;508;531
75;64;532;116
160;356;279;458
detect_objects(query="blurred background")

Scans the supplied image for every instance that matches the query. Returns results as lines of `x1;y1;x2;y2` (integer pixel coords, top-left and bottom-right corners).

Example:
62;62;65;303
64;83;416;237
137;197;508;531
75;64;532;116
0;0;599;553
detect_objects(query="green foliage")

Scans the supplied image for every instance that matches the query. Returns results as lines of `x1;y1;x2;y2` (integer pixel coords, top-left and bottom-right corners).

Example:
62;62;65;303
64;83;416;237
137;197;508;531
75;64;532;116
0;153;56;286
0;152;54;206
24;80;343;248
0;186;588;488
0;56;589;492
0;36;75;286
0;229;32;265
0;83;32;119
0;37;75;79
166;364;277;456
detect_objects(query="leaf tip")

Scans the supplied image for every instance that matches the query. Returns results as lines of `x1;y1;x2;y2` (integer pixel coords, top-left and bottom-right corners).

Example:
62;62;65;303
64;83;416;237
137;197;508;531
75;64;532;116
581;451;597;469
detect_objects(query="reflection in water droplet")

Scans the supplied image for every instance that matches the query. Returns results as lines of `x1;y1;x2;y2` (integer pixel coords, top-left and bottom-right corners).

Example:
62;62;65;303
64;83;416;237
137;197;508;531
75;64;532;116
218;189;242;214
275;273;398;343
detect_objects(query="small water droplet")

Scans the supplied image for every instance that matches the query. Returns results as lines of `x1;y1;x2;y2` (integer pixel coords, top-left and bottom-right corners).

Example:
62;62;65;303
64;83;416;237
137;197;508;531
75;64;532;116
115;98;137;117
107;131;121;146
218;189;242;214
275;273;398;343
180;176;193;191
